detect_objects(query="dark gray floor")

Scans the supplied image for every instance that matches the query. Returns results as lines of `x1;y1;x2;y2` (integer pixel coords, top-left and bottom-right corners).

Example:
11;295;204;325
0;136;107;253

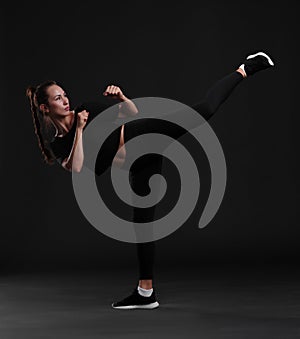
0;264;299;339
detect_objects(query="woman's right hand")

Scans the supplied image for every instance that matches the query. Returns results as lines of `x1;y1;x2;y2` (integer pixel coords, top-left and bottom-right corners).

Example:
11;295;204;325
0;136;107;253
76;110;89;129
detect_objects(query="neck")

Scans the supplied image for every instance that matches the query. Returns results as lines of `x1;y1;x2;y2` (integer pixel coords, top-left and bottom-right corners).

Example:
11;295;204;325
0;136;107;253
52;111;75;137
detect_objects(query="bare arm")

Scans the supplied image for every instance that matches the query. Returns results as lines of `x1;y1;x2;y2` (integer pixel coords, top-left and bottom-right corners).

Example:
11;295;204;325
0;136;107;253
62;110;89;173
103;85;138;117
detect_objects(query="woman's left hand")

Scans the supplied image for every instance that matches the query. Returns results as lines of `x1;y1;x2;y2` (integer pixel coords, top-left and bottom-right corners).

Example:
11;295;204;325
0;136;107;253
103;85;127;101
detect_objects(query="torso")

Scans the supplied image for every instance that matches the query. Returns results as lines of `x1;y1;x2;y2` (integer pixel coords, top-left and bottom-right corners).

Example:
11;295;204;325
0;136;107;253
51;108;126;173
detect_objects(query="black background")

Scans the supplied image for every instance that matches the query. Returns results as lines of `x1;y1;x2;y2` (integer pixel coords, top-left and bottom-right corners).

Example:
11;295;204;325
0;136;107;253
1;0;299;273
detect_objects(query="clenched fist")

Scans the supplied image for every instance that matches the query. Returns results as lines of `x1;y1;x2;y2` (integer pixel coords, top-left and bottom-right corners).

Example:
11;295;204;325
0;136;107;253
76;109;89;129
103;85;127;101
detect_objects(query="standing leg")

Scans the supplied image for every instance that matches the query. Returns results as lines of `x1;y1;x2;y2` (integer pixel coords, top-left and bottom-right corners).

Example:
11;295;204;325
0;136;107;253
112;160;162;310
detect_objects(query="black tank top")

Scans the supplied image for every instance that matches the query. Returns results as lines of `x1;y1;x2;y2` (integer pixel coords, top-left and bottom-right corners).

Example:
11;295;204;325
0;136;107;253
50;101;121;175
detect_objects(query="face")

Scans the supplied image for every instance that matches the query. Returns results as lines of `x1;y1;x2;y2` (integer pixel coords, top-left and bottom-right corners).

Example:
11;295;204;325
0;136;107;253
42;85;71;119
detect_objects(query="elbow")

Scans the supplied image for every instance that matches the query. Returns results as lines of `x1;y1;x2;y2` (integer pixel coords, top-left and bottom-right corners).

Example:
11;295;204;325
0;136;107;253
73;160;85;172
62;157;84;173
72;164;83;173
126;108;139;117
73;167;82;173
62;162;82;173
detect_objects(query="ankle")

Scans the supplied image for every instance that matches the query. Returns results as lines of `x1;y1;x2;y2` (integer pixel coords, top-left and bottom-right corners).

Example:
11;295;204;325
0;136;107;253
139;279;153;289
236;67;247;78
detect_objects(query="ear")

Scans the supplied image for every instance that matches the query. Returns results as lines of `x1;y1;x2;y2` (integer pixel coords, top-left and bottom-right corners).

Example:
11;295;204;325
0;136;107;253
39;104;49;115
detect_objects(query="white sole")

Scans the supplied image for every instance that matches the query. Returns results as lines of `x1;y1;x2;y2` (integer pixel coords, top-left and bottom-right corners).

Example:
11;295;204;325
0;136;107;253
246;51;274;66
112;301;159;310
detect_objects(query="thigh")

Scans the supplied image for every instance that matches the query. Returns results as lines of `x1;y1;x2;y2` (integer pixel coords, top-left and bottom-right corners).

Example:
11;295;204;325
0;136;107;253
129;157;163;223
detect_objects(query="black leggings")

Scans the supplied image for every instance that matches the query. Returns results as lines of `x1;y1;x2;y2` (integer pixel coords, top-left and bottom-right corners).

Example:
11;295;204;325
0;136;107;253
125;71;244;280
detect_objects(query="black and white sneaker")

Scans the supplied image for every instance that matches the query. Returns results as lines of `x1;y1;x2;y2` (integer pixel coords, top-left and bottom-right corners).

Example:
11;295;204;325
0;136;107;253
239;51;274;76
112;289;159;310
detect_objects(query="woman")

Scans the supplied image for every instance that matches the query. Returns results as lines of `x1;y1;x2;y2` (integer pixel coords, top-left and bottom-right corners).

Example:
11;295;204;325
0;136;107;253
26;51;274;310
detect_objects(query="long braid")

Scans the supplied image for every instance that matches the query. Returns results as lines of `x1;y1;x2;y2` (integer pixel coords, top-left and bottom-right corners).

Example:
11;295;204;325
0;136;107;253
26;84;55;165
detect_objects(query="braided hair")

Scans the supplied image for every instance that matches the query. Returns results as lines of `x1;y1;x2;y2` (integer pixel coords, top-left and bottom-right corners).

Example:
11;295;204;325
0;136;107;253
26;80;57;165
